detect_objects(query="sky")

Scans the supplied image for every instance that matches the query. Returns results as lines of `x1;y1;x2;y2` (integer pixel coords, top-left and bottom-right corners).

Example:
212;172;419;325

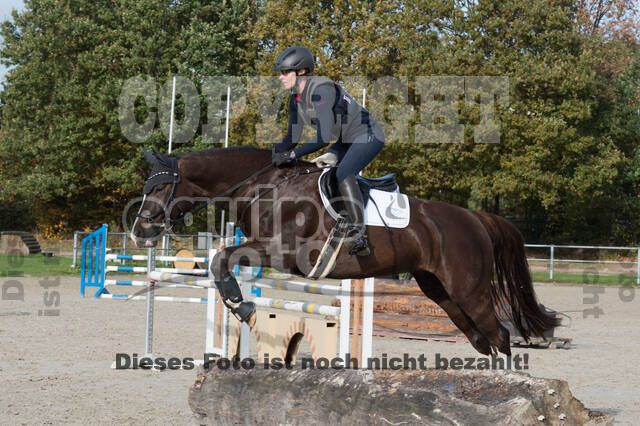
0;0;25;86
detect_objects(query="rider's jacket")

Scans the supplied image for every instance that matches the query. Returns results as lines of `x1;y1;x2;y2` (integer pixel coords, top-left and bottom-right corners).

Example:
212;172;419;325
274;77;384;160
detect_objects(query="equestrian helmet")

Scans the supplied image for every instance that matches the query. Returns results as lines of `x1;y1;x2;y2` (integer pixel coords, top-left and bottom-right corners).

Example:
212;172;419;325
273;46;314;74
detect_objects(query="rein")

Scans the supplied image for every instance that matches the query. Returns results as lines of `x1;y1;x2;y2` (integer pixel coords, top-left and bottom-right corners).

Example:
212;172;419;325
140;155;324;232
137;162;274;229
176;163;276;225
237;166;324;228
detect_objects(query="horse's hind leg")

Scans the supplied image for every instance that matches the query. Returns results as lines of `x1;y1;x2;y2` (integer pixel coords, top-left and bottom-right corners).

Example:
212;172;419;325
444;272;512;356
413;270;493;355
459;293;511;356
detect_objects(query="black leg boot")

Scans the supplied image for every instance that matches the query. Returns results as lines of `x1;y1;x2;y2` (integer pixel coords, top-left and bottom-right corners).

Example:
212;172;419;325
215;271;256;325
338;174;371;256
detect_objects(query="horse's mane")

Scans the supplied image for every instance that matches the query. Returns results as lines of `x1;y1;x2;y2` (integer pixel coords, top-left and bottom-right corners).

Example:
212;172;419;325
173;145;316;167
175;145;267;159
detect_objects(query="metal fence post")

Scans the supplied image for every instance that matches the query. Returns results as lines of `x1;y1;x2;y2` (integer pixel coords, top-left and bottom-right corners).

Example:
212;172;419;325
72;232;79;268
550;245;554;280
637;248;639;285
162;234;170;266
121;233;127;264
225;222;235;247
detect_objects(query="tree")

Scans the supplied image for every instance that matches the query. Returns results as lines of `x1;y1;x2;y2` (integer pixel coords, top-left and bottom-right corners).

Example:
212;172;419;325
0;0;257;236
576;0;640;42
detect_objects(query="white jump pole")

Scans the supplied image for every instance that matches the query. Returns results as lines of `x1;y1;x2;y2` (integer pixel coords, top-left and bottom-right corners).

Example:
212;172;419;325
220;85;231;234
338;279;351;364
168;75;176;154
205;248;226;356
361;277;374;364
359;87;366;177
144;247;156;357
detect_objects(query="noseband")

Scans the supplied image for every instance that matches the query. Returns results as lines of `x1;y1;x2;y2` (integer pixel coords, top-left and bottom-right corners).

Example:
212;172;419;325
136;171;189;227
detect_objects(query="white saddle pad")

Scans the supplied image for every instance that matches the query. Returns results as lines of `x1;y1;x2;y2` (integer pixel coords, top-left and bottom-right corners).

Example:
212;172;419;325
318;170;410;229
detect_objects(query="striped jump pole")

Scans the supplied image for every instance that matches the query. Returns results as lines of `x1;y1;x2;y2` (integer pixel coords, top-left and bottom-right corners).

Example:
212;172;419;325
252;297;341;318
148;271;215;287
106;265;208;275
243;277;342;296
106;254;210;263
98;293;209;303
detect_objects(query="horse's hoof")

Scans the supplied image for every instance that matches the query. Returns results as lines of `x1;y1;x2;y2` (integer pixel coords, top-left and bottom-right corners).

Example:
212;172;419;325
247;311;257;328
232;301;256;324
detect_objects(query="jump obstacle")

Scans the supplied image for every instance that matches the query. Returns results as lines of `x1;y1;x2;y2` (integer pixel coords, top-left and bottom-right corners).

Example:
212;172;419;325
80;224;374;366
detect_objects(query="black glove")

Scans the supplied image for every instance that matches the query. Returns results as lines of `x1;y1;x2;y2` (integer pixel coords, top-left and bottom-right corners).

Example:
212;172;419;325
272;149;295;167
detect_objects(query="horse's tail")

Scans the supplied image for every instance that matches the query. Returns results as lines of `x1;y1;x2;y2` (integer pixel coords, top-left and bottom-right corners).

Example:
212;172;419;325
474;211;561;340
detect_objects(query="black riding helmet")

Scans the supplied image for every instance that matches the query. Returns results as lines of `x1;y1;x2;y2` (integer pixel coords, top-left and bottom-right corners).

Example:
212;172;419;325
273;46;314;74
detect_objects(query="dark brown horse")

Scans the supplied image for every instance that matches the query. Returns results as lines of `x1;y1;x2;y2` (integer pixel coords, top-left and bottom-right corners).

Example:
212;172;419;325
131;146;559;356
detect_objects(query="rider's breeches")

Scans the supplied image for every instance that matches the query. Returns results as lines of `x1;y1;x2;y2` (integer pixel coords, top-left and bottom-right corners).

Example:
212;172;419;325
335;132;384;184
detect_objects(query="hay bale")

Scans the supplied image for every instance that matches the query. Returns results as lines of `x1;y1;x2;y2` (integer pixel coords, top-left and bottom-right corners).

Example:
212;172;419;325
188;366;612;425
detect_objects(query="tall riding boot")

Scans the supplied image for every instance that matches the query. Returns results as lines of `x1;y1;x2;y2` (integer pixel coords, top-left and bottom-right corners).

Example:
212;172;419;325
338;175;371;256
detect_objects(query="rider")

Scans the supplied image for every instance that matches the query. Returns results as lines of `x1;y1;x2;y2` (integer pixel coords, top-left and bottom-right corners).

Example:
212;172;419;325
271;46;385;256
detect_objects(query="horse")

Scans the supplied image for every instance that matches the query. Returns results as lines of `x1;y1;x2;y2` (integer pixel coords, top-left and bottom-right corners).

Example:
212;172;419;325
131;146;560;356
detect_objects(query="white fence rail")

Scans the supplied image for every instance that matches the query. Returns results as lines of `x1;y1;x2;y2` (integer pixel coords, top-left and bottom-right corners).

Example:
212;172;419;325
525;244;640;284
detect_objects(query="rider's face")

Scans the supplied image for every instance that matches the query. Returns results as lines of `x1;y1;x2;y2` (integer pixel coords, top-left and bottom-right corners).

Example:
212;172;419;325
279;69;297;91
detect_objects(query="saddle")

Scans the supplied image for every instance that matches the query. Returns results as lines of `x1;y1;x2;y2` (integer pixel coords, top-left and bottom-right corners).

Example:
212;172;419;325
319;167;399;213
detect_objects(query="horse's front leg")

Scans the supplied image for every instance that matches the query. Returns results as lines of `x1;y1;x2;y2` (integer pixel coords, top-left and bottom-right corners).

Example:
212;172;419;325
210;241;268;325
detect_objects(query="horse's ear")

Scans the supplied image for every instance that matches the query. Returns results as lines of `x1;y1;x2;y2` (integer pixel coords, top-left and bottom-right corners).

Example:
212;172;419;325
152;147;172;167
143;149;156;165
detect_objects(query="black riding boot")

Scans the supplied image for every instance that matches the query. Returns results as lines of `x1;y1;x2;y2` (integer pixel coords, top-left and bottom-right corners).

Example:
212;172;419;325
338;175;371;256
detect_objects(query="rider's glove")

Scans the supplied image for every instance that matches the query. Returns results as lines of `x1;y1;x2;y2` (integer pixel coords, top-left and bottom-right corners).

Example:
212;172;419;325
272;148;295;167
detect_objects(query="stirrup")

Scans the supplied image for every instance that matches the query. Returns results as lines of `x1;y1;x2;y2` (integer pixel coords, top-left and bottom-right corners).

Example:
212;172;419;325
346;238;371;256
344;226;371;256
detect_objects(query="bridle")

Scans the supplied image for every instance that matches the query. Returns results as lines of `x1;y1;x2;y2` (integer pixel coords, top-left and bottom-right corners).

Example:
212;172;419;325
136;170;188;228
136;161;279;231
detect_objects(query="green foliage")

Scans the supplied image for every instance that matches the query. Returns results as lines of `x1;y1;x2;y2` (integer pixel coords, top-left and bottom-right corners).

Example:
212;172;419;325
0;0;257;235
0;253;75;276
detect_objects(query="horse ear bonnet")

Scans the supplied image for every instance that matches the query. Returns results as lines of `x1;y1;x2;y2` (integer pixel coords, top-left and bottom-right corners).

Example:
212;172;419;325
142;148;180;194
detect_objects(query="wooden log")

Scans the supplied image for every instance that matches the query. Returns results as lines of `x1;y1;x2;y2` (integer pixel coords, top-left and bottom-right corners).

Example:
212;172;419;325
189;366;612;425
373;313;463;336
173;248;196;269
373;279;423;296
372;295;447;316
335;294;449;317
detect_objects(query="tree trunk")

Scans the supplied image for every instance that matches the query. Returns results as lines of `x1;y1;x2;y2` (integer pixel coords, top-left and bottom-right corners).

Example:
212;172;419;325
188;365;612;425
